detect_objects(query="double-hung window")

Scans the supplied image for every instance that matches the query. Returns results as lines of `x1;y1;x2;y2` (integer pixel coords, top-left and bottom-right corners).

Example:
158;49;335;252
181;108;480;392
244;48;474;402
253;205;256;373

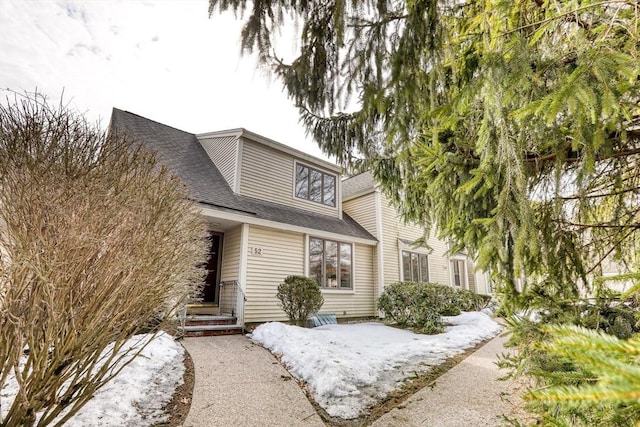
402;251;429;282
451;259;465;287
295;164;336;207
309;237;352;289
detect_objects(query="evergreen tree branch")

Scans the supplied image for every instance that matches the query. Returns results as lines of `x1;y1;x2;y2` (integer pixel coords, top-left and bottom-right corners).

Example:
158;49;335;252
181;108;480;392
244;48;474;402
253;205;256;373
503;1;635;35
523;147;640;165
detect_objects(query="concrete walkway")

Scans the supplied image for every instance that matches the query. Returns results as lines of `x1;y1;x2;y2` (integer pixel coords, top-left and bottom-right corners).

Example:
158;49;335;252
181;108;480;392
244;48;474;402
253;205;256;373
181;335;324;427
182;333;527;427
371;333;528;427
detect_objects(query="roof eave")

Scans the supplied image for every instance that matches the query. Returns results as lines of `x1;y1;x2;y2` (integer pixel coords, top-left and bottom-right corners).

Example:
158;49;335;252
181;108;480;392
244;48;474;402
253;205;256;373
343;187;376;202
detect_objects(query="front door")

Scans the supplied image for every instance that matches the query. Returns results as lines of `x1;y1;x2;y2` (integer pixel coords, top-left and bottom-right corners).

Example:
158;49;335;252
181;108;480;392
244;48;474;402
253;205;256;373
203;232;222;303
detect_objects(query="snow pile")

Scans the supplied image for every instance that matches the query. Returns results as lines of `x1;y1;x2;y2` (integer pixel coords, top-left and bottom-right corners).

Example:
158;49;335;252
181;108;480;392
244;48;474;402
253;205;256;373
251;311;500;419
1;332;184;426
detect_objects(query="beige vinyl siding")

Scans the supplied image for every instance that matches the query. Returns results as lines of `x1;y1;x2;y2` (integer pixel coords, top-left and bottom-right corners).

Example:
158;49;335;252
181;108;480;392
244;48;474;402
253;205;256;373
466;260;477;292
239;138;340;218
242;225;376;322
198;135;239;190
424;238;451;286
321;244;376;318
343;193;378;237
343;194;380;294
380;196;401;286
220;225;242;282
379;193;452;287
473;270;492;295
244;226;305;322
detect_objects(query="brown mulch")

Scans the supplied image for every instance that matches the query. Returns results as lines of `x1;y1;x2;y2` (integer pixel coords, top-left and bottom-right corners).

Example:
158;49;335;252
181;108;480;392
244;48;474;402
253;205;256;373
161;342;195;427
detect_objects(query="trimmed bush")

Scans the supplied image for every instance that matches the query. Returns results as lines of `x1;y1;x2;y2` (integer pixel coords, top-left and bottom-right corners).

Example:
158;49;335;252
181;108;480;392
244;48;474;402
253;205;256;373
276;275;324;326
455;289;493;312
377;282;491;334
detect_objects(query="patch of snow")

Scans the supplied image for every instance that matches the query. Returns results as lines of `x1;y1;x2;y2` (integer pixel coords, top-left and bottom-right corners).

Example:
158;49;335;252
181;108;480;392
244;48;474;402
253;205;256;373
251;311;500;419
1;332;184;426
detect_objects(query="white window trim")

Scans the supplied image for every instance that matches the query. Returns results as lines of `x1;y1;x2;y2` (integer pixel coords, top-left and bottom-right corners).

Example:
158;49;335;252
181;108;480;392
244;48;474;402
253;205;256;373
449;256;469;290
292;160;339;209
304;234;310;277
307;235;356;292
398;239;432;282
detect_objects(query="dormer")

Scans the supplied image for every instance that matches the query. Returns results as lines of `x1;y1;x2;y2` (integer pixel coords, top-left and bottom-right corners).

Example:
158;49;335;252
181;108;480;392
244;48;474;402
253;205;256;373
197;129;342;219
197;130;242;192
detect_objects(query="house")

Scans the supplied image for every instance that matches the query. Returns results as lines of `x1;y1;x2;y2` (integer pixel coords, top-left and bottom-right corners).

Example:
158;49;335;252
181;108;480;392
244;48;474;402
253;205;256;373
342;172;494;299
109;109;492;332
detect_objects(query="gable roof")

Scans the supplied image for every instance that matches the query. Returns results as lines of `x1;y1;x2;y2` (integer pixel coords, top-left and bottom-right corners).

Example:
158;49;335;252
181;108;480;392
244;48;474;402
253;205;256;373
342;171;376;200
198;128;341;173
109;108;376;242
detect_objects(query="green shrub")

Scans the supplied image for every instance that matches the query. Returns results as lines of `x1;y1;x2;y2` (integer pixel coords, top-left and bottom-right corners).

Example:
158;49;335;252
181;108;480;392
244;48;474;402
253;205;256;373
410;283;449;333
276;275;324;326
455;289;493;312
438;285;462;316
587;304;637;340
377;282;488;334
376;282;414;326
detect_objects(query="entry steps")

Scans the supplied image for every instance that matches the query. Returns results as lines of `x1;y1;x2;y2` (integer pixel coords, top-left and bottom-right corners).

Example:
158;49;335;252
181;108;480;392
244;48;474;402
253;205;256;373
179;315;243;337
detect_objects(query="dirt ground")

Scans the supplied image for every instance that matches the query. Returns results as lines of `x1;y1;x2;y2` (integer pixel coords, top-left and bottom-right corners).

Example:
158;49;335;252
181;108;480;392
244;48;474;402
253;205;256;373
162;346;195;427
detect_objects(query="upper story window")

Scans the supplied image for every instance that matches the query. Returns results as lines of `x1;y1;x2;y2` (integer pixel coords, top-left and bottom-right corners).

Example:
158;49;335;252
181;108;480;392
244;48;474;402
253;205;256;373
295;163;336;207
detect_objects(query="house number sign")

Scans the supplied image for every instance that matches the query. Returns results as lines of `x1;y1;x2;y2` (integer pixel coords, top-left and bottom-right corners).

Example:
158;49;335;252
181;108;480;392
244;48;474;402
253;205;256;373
248;246;263;256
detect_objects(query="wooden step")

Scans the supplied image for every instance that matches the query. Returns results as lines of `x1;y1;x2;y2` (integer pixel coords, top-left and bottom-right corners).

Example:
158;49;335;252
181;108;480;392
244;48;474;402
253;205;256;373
179;314;242;337
185;315;237;326
180;324;244;337
187;304;220;315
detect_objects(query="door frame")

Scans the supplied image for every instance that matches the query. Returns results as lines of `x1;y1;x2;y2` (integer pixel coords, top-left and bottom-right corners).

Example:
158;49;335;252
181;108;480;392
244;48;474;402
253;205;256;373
204;231;224;304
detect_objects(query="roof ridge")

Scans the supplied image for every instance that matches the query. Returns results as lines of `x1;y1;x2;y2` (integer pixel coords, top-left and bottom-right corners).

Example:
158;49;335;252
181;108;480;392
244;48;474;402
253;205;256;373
112;107;195;135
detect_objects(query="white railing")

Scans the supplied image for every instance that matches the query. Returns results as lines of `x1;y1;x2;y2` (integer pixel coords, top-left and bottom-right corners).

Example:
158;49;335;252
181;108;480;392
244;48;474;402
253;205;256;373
219;280;246;325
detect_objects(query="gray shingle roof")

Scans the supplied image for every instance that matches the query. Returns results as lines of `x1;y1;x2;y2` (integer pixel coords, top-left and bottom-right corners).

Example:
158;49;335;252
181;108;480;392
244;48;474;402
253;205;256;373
342;171;376;199
110;108;375;242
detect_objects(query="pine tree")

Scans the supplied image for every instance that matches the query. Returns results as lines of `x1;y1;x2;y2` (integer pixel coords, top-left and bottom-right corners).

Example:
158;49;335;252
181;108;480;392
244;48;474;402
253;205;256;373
209;2;639;421
527;325;640;425
209;0;639;305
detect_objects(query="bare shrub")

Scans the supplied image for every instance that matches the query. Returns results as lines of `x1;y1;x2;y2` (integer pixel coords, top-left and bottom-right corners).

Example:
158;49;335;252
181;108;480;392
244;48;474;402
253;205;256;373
0;94;207;425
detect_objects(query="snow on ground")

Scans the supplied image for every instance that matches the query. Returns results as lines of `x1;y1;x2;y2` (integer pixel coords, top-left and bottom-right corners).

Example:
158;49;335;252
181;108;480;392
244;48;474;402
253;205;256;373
1;332;184;426
251;311;501;419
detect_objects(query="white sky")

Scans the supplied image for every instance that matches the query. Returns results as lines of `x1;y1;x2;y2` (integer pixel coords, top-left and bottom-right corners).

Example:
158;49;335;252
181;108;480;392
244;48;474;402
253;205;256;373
0;0;327;159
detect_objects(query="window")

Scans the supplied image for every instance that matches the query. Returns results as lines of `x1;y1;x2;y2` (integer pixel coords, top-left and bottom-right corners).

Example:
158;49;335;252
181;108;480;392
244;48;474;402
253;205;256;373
295;164;336;207
309;237;352;289
451;260;465;287
402;251;429;282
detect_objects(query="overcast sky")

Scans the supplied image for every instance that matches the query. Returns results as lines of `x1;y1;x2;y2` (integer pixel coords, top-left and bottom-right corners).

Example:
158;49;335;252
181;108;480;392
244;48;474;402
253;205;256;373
0;0;327;159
